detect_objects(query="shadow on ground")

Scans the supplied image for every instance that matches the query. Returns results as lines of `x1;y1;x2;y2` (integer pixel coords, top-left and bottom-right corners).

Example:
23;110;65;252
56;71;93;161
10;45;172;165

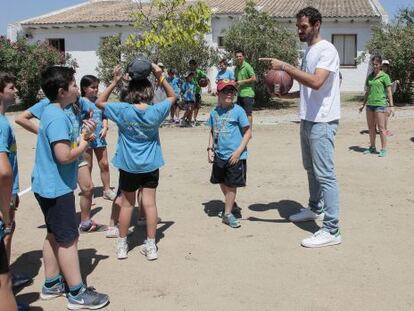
247;200;320;234
348;145;367;153
202;200;224;217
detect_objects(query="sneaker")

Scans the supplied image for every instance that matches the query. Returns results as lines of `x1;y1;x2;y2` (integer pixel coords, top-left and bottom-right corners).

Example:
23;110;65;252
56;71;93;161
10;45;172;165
218;203;242;219
117;239;128;260
222;213;241;228
40;282;67;300
378;149;387;157
137;217;162;226
103;189;116;201
140;241;158;261
301;229;342;248
105;226;119;238
12;273;33;288
363;146;376;154
67;286;109;310
289;208;324;222
79;220;107;233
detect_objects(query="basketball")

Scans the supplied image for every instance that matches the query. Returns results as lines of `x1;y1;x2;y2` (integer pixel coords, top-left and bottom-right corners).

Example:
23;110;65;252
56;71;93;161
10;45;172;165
264;69;293;95
199;78;208;87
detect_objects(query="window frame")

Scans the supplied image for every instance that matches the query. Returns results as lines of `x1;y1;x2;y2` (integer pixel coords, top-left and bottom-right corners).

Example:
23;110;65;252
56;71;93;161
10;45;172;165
47;38;65;53
331;34;357;68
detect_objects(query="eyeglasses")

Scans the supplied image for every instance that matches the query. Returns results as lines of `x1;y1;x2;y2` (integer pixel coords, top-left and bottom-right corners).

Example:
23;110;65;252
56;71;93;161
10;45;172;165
221;88;236;95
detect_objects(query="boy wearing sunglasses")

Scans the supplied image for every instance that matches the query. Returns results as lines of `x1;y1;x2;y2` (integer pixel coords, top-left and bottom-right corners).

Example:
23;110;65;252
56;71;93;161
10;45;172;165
207;80;252;228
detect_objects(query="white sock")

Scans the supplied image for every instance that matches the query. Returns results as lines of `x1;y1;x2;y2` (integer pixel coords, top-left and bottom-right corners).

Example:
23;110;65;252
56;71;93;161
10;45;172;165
118;237;127;244
146;238;155;245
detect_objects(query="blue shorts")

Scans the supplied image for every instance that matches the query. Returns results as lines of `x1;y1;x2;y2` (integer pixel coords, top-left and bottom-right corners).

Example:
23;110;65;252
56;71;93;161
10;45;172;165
366;105;387;113
35;192;79;246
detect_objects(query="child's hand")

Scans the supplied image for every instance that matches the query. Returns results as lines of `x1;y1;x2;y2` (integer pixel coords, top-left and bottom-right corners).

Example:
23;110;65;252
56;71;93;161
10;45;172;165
358;104;365;113
113;65;123;83
208;149;214;163
388;106;395;117
151;63;163;80
229;150;241;166
81;119;97;141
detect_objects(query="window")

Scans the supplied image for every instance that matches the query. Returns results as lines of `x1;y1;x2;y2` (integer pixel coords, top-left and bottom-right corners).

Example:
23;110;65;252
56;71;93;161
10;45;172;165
332;34;357;66
217;36;224;48
47;38;65;53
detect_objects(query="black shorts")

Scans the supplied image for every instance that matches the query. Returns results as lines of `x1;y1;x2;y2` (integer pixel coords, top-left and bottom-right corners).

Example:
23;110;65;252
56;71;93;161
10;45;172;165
210;157;247;188
35;192;79;246
195;93;202;108
237;96;254;115
0;238;9;274
119;169;159;192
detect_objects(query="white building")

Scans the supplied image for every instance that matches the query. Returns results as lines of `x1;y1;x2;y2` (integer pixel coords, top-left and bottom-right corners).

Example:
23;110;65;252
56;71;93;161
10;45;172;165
8;0;388;92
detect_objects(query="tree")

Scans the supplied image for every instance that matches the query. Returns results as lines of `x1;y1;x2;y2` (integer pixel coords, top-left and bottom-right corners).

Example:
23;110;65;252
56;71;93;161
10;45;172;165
125;0;212;60
223;1;298;107
365;7;414;103
0;36;77;108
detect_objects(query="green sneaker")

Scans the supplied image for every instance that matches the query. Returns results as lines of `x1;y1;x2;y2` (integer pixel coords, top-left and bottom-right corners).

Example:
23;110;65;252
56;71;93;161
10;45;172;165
363;146;376;154
378;149;387;157
222;213;241;228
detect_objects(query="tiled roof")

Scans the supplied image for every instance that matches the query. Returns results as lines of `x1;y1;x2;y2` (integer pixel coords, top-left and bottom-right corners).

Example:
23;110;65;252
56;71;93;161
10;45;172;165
21;0;383;25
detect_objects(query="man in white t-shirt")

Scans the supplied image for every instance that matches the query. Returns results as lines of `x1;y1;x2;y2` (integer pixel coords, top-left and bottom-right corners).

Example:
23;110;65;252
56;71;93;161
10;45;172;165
260;7;341;248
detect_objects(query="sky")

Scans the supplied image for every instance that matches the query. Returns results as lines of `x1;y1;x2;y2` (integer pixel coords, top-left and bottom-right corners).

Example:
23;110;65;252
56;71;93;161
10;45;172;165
1;0;413;35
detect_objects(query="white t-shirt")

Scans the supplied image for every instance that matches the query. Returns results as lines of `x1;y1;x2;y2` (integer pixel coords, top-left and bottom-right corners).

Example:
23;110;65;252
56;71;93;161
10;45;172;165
299;40;341;122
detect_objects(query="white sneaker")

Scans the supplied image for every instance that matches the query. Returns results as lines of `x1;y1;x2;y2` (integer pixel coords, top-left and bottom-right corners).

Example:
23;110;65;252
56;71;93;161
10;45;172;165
117;239;128;259
289;208;324;222
139;241;158;261
301;229;341;248
105;226;119;238
103;189;117;201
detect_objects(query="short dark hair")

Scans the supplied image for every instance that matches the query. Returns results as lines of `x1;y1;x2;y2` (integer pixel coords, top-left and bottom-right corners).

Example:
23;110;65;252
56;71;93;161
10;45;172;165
219;59;228;66
80;75;100;97
41;66;76;102
124;78;154;104
235;50;245;56
0;72;16;93
296;7;322;26
189;59;197;66
371;55;382;64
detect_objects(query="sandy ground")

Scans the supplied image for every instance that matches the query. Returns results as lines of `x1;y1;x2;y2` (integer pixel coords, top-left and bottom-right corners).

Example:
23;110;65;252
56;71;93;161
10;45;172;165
5;103;414;311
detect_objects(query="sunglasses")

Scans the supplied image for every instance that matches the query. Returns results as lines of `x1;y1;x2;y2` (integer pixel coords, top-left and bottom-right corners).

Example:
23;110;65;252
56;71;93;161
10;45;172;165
221;88;236;95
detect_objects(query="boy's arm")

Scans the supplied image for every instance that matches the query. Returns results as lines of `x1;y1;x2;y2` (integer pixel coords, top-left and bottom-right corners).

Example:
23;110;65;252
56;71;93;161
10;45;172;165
228;126;252;165
100;118;109;138
96;65;123;110
53;119;96;164
207;130;215;163
15;110;38;134
0;153;12;226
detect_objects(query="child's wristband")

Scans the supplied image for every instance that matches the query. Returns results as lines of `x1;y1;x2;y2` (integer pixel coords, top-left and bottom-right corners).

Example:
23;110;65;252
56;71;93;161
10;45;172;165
159;76;165;85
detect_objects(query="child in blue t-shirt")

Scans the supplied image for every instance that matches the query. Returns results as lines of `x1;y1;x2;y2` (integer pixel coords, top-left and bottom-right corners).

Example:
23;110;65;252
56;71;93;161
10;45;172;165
215;59;235;84
31;66;108;309
15;92;104;233
167;69;182;124
207;80;251;228
80;75;116;202
0;72;19;311
181;71;195;126
96;62;176;260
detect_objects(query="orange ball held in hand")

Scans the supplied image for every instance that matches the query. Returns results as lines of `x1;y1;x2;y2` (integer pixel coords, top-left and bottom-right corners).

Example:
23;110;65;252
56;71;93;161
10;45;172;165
264;69;293;96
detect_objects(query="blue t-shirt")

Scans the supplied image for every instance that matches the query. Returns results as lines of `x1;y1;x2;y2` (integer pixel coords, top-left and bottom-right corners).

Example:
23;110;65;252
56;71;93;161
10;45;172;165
167;76;181;98
181;81;195;102
0;115;19;194
87;100;107;149
104;100;171;173
216;69;235;82
29;97;95;139
31;104;78;198
207;104;249;161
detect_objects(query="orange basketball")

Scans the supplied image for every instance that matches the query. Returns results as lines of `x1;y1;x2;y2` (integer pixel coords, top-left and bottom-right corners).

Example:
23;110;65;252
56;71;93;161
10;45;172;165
264;69;293;95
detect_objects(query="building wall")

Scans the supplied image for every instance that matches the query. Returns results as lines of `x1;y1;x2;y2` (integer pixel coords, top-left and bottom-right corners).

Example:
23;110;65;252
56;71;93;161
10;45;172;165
20;17;379;92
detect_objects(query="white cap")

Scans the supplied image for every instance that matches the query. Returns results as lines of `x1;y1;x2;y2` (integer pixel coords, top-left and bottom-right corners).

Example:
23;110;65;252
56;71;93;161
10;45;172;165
382;60;390;65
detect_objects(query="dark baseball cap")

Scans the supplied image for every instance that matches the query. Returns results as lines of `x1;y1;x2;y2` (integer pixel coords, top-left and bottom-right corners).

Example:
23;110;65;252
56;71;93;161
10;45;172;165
127;55;152;81
217;80;237;92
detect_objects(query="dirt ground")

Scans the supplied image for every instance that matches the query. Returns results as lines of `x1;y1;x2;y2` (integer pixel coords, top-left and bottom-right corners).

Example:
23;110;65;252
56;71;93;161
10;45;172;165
6;103;414;311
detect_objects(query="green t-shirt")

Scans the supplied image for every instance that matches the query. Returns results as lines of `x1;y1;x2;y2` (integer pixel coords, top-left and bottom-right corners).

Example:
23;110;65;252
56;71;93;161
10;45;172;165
366;71;391;106
235;61;256;97
193;68;207;94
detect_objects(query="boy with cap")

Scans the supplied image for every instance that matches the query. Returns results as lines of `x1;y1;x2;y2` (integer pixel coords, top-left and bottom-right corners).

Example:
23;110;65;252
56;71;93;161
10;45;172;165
207;80;251;228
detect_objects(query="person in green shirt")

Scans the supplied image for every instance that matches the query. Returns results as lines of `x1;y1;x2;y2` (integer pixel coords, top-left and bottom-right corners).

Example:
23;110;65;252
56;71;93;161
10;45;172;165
234;50;257;126
359;55;394;157
189;59;211;125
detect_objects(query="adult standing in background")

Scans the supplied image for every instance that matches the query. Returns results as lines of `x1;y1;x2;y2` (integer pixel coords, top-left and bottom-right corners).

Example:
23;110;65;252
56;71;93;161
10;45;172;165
234;50;256;127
